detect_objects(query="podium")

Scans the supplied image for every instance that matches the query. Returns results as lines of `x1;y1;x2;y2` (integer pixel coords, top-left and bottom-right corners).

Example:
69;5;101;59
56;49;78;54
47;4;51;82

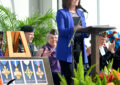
76;26;115;77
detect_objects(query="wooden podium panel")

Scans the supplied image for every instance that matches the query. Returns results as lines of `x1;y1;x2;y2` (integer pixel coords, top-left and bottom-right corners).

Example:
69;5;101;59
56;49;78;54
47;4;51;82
4;31;31;57
0;57;54;85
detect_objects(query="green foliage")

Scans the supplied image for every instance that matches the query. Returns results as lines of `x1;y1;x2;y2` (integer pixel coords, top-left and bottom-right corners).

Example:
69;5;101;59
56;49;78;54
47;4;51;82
103;59;113;75
95;75;102;85
0;5;20;31
73;52;97;85
107;59;113;72
0;5;56;49
59;53;115;85
24;9;56;47
59;52;96;85
101;75;107;85
58;73;67;85
75;52;84;81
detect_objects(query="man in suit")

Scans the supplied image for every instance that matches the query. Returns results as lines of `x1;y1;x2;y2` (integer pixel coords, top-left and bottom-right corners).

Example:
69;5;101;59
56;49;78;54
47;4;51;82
87;33;115;70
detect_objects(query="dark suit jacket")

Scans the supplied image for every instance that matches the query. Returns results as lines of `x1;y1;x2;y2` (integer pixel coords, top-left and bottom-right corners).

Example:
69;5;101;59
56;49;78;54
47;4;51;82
88;47;114;70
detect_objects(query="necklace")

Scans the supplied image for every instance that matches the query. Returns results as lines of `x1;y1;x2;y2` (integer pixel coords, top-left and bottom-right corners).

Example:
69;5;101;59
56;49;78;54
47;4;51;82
13;61;22;79
1;61;10;79
24;61;33;79
34;61;44;79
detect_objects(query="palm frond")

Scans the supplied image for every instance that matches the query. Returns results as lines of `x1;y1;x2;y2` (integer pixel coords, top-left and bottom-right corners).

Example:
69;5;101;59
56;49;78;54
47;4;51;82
0;5;56;48
0;5;19;31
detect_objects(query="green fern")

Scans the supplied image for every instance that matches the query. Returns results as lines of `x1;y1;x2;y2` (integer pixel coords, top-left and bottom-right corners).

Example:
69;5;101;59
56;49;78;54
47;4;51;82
101;74;107;85
58;73;67;85
95;75;102;85
0;5;19;31
59;52;97;85
0;5;56;48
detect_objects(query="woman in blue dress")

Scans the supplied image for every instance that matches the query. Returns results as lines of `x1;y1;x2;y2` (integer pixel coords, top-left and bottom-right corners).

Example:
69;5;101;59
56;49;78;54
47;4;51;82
56;0;88;85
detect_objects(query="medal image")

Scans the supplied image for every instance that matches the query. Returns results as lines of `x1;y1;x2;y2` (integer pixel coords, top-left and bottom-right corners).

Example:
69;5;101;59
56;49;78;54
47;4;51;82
24;61;33;79
36;66;44;79
1;61;10;79
13;61;22;79
35;61;44;79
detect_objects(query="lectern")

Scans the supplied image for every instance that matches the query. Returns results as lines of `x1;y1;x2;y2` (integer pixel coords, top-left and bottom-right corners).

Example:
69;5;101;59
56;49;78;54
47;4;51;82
76;26;115;77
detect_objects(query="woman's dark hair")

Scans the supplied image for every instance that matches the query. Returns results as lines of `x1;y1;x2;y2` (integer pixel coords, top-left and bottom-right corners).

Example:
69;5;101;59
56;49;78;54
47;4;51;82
62;0;71;8
46;29;58;40
78;0;80;6
49;29;58;35
62;0;80;9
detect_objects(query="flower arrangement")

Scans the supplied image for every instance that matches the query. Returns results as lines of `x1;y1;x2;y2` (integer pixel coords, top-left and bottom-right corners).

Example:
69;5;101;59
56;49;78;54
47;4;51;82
58;53;120;85
99;59;120;85
107;30;120;51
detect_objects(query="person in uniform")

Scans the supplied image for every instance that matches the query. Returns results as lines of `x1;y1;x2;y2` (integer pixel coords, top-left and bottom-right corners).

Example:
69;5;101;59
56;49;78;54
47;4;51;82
19;25;38;56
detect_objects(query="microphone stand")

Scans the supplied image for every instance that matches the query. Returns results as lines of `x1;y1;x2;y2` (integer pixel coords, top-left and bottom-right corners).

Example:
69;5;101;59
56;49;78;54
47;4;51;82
68;11;84;47
68;11;86;70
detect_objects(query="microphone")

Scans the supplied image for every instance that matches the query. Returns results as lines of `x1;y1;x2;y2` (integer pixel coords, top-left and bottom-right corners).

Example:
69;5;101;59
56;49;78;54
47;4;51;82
77;5;88;13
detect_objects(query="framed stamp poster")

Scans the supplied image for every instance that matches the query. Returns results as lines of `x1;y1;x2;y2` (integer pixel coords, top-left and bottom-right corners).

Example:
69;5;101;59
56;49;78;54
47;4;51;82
0;57;54;85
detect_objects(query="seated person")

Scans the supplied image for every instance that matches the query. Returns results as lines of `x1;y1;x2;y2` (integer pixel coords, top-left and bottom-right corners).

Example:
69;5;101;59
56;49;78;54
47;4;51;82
36;29;61;85
86;33;115;70
0;31;4;57
19;25;38;56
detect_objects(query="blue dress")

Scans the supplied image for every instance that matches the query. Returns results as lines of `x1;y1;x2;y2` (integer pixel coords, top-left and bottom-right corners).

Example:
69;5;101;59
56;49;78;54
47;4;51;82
56;8;88;63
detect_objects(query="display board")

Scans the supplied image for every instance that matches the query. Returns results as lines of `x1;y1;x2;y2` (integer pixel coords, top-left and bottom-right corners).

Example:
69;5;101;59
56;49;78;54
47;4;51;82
0;57;54;85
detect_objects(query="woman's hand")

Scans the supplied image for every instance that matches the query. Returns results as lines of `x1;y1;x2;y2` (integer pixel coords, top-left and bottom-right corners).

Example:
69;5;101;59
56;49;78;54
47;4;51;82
35;48;44;56
86;46;91;56
42;48;53;57
35;48;53;57
74;25;83;31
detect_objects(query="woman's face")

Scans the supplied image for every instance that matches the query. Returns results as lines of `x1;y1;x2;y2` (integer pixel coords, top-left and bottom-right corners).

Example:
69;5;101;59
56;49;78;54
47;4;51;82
71;0;79;6
48;34;58;48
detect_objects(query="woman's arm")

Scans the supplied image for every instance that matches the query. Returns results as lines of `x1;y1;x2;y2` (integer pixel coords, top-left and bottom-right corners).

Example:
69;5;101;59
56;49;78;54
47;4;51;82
56;10;74;37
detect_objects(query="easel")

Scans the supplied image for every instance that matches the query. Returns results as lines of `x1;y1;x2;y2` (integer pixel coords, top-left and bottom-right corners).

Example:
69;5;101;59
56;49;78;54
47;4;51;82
4;31;31;57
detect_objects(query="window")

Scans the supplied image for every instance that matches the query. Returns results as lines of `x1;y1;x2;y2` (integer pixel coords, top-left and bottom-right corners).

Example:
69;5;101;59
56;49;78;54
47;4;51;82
100;0;120;31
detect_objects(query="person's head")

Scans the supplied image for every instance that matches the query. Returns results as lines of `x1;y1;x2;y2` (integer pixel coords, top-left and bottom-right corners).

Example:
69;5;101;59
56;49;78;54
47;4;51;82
20;25;35;43
98;36;107;45
0;31;4;49
47;29;58;48
62;0;80;9
98;32;107;46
